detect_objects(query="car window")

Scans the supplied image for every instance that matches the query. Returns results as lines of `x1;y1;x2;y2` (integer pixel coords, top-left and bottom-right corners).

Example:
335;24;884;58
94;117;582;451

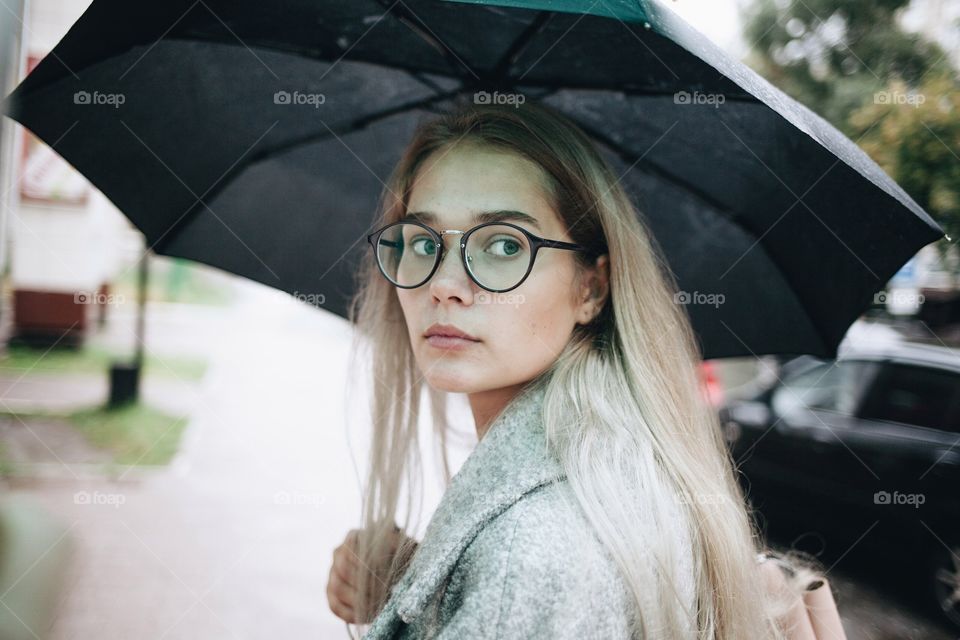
772;360;873;418
859;363;960;431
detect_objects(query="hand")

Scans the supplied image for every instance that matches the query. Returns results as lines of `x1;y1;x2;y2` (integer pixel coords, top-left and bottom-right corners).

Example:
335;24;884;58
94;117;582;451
757;553;847;640
327;526;418;624
328;528;364;624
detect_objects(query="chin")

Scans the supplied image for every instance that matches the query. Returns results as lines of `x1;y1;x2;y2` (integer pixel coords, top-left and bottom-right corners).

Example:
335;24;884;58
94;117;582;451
421;368;481;394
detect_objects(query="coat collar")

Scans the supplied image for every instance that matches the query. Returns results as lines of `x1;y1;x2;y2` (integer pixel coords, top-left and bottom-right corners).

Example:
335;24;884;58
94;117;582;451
389;382;566;626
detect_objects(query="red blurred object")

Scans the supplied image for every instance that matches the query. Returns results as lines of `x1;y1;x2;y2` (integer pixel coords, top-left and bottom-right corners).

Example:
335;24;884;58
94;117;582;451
700;360;725;408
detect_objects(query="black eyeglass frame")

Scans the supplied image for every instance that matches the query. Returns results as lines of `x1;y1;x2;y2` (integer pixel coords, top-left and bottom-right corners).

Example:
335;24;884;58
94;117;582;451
366;219;593;293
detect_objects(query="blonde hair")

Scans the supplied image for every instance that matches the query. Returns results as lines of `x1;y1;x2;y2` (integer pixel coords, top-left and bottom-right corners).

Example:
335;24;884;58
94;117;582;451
345;99;823;638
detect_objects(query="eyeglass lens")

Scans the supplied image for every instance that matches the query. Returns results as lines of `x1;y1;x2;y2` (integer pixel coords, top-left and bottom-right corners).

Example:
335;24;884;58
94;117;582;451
374;223;532;290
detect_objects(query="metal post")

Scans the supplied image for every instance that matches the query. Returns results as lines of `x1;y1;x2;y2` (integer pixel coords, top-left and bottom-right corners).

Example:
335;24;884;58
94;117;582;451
0;0;28;333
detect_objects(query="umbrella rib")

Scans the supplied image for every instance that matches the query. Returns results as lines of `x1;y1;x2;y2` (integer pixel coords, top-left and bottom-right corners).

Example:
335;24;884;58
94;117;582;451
373;0;479;81
405;71;452;95
252;89;462;162
566;112;837;356
489;11;555;82
152;88;461;255
563;112;734;217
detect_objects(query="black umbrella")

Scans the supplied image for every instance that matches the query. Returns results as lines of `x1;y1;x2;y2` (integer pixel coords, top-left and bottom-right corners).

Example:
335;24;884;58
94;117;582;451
2;0;946;359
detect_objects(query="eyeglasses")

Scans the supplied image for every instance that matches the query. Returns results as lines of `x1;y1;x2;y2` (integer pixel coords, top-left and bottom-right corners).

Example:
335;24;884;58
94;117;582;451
366;220;591;293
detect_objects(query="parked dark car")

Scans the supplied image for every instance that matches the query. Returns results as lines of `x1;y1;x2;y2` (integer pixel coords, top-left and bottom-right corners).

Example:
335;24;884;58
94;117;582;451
719;341;960;628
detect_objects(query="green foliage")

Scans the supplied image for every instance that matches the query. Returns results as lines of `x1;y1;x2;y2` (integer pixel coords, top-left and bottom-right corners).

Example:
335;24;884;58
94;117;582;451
850;73;960;252
742;0;959;265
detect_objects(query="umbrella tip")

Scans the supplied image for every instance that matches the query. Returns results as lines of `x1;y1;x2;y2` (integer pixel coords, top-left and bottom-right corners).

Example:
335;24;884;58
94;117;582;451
946;233;953;242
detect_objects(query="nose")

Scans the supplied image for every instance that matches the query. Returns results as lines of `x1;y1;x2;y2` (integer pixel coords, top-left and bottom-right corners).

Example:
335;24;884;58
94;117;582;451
429;232;475;305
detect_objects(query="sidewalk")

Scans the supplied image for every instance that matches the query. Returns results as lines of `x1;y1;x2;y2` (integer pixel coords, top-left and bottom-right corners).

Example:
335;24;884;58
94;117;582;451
0;281;372;639
0;372;200;416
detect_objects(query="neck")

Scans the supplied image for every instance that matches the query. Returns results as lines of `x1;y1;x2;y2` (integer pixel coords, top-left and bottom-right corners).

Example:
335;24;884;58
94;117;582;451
469;382;528;441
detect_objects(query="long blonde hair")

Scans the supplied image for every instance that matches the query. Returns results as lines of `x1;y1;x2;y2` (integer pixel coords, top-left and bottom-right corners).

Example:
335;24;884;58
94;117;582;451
345;99;821;639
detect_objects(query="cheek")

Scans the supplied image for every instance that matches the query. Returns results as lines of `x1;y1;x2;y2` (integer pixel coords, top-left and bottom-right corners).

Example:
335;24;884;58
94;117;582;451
494;282;578;355
525;301;574;345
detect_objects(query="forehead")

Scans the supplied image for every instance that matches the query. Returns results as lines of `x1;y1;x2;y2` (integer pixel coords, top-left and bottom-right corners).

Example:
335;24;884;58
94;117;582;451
406;143;559;233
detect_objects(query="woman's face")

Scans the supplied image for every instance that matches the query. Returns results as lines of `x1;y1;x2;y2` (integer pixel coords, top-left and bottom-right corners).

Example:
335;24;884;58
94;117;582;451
396;142;607;396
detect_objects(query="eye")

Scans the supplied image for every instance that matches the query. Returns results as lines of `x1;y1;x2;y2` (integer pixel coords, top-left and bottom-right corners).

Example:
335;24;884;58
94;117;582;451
410;235;437;256
486;236;524;257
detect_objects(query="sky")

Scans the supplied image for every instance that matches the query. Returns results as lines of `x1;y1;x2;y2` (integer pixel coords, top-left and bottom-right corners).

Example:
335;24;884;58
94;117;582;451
659;0;748;58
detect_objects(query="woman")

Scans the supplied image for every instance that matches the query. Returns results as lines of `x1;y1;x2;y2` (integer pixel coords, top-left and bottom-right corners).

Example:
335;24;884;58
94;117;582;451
328;99;844;639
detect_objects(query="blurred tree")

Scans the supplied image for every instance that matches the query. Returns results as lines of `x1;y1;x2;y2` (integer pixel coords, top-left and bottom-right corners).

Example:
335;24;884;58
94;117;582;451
742;0;960;271
850;74;959;259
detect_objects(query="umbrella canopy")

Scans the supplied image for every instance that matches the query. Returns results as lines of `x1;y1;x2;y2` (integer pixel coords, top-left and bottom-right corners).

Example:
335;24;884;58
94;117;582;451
2;0;946;359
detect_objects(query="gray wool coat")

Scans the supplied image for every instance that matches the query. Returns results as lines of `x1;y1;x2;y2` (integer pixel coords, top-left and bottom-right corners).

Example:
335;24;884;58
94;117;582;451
361;384;640;640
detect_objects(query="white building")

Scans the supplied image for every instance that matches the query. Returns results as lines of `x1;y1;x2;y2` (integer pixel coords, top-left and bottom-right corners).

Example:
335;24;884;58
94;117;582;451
1;0;139;345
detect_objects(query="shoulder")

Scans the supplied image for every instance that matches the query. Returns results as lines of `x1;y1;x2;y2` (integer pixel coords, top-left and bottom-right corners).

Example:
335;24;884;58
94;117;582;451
460;480;636;638
502;481;629;594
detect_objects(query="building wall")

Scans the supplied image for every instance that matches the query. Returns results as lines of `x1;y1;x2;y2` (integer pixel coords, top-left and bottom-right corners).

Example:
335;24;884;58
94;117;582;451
4;0;141;342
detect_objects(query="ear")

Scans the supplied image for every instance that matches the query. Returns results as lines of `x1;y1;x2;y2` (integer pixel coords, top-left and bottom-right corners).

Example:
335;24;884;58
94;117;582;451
576;254;610;325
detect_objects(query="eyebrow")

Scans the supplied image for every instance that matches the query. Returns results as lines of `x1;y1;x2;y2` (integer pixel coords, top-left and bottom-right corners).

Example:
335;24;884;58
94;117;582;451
402;210;542;232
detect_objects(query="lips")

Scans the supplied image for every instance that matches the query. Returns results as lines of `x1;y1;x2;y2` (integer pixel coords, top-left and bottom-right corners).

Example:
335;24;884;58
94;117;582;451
424;323;480;341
